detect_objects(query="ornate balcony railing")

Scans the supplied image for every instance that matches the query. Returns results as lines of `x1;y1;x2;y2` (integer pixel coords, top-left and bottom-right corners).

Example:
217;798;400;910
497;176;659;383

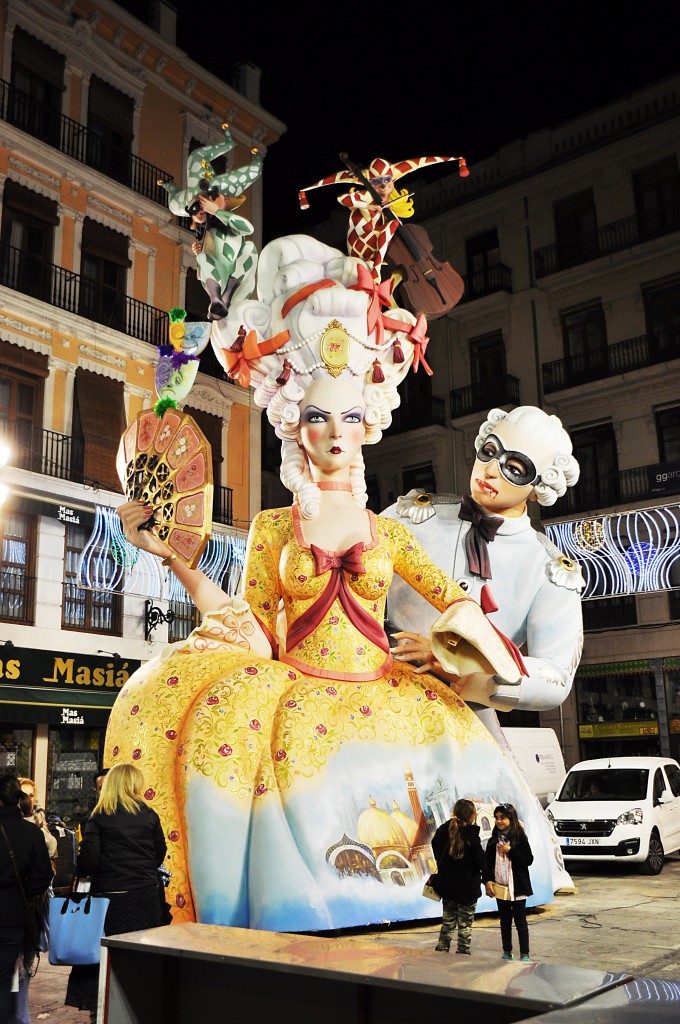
0;242;168;345
386;395;446;435
542;463;680;517
450;375;520;419
459;263;513;303
0;79;173;205
542;331;680;393
534;203;680;278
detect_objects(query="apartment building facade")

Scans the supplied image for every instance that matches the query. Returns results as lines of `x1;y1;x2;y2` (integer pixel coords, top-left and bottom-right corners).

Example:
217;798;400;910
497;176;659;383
348;74;680;770
0;0;284;822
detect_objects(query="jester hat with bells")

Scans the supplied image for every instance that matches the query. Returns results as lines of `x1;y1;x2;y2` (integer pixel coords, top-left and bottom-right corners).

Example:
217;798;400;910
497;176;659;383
159;123;263;217
298;153;469;214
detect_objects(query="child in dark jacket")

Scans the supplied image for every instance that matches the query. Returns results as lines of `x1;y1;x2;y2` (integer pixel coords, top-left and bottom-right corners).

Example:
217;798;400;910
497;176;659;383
431;798;485;954
483;802;534;961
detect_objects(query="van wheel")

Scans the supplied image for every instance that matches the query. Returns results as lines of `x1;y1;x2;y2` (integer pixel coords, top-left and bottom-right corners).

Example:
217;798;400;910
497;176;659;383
640;833;664;875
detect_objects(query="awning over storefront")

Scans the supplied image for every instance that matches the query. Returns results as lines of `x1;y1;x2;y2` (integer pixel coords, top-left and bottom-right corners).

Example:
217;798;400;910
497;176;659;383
0;646;141;726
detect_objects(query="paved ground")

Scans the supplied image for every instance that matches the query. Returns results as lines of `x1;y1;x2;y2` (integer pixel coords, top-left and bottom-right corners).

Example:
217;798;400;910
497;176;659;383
26;855;680;1021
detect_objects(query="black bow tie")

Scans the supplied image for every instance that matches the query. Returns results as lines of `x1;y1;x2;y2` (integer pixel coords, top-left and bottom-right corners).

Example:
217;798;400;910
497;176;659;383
458;495;503;580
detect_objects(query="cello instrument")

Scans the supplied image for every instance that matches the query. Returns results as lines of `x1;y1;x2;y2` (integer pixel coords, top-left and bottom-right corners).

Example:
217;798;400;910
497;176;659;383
339;152;465;320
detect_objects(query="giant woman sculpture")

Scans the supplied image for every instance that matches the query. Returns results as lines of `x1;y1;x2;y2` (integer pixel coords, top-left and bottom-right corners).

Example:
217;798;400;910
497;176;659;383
107;234;560;931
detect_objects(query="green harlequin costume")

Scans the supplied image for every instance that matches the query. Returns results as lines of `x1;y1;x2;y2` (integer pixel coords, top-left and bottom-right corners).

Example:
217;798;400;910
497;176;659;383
160;124;263;318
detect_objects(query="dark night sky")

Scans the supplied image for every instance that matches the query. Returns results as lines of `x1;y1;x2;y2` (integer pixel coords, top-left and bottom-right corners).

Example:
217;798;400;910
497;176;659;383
118;1;679;241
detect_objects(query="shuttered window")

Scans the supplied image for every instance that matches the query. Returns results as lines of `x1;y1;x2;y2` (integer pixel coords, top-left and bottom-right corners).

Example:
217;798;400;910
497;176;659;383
72;369;125;492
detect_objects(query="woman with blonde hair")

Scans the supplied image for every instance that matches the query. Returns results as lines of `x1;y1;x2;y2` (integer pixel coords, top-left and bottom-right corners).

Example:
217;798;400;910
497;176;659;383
65;763;167;1022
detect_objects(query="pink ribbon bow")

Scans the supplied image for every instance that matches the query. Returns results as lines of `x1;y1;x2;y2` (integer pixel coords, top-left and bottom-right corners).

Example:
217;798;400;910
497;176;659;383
350;265;394;345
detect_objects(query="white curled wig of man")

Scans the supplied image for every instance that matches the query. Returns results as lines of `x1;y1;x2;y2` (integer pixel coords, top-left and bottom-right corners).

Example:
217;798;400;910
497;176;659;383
474;406;580;506
210;234;425;517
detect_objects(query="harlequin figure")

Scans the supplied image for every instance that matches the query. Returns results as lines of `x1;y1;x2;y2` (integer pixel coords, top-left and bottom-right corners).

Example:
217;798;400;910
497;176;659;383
108;237;560;934
160;124;263;320
299;154;468;283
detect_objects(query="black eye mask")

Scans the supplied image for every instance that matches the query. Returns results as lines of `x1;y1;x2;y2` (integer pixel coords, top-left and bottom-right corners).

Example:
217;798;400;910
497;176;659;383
475;434;539;487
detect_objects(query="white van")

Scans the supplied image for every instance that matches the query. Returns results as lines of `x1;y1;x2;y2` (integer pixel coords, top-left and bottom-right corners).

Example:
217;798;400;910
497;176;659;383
502;727;567;808
546;756;680;874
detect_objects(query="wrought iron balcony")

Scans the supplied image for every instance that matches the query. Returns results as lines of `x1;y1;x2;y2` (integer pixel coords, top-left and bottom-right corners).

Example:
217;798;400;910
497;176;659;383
541;463;680;517
542;331;680;393
0;571;36;624
0;242;168;345
450;375;520;419
534;203;680;278
385;395;446;435
459;263;513;303
0;79;173;205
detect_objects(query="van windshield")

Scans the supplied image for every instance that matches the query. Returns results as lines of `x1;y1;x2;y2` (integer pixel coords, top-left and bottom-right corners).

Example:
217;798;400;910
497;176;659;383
558;769;649;802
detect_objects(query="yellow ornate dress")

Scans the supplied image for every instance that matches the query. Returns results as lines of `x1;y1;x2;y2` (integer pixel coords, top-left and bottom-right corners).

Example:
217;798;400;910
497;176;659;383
105;508;557;930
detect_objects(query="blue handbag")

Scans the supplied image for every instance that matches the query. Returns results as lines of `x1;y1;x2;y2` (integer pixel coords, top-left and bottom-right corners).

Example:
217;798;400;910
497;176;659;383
48;892;111;966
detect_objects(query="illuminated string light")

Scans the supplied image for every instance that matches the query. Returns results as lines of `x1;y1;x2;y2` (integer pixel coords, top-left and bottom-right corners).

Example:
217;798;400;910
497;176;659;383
546;502;680;598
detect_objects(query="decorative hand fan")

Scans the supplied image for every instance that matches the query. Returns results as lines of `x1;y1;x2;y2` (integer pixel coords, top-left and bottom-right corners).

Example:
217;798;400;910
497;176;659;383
116;308;214;569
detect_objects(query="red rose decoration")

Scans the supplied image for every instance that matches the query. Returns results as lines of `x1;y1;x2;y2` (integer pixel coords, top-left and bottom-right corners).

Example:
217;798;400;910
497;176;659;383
425;690;438;701
272;513;280;519
249;719;261;731
378;579;385;588
144;788;156;800
275;749;287;761
130;705;139;715
356;647;364;655
248;578;257;587
132;748;142;760
359;706;372;717
433;586;442;595
166;676;179;686
175;894;186;908
206;695;219;705
245;666;258;676
415;574;422;582
329;615;339;625
388;678;399;687
255;544;264;551
262;601;271;611
165;730;177;740
285;699;297;708
297;574;308;583
325;686;337;696
287;672;297;681
405;544;413;551
112;745;119;757
168;830;180;842
178;744;184;756
351;573;359;581
320;646;330;657
315;724;327;736
255;783;268;796
218;744;233;757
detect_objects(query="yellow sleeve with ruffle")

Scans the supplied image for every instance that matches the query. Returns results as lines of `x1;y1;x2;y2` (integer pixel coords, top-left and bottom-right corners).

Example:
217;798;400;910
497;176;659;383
240;509;286;651
380;516;468;613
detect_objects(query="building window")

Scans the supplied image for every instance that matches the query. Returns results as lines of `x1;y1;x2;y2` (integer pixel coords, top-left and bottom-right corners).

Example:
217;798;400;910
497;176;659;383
561;303;607;376
567;422;619;512
62;524;122;634
470;330;506;384
577;669;660;759
656;406;680;463
633;157;680;237
553;189;597;267
185;267;208;322
402;462;436;495
86;76;134;185
465;229;500;294
0;727;33;777
643;277;680;355
47;727;104;826
0;512;36;624
72;369;126;492
79;219;130;333
0;341;48;471
168;601;200;643
9;28;64;147
0;181;58;301
582;596;637;631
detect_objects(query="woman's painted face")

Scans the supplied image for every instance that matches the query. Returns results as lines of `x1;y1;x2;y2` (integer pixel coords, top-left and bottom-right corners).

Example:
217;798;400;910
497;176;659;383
299;376;366;477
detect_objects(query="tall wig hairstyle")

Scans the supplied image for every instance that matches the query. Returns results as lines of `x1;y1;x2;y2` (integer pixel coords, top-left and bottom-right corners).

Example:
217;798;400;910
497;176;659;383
92;762;146;817
448;798;477;859
210;234;422;518
493;802;526;846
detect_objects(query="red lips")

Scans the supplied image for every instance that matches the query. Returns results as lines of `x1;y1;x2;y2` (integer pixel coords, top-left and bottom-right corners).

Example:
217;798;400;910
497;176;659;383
329;446;342;454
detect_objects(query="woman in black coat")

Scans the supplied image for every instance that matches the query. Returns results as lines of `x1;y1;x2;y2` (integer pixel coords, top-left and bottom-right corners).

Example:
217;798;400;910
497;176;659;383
482;802;534;961
65;763;168;1022
431;798;485;954
0;775;53;1024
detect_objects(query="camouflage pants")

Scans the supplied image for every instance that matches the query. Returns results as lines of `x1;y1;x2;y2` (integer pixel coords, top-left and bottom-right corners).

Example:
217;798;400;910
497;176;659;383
437;899;477;952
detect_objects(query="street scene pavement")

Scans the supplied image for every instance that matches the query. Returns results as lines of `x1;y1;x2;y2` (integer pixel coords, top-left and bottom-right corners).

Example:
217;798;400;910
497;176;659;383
28;856;680;1021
